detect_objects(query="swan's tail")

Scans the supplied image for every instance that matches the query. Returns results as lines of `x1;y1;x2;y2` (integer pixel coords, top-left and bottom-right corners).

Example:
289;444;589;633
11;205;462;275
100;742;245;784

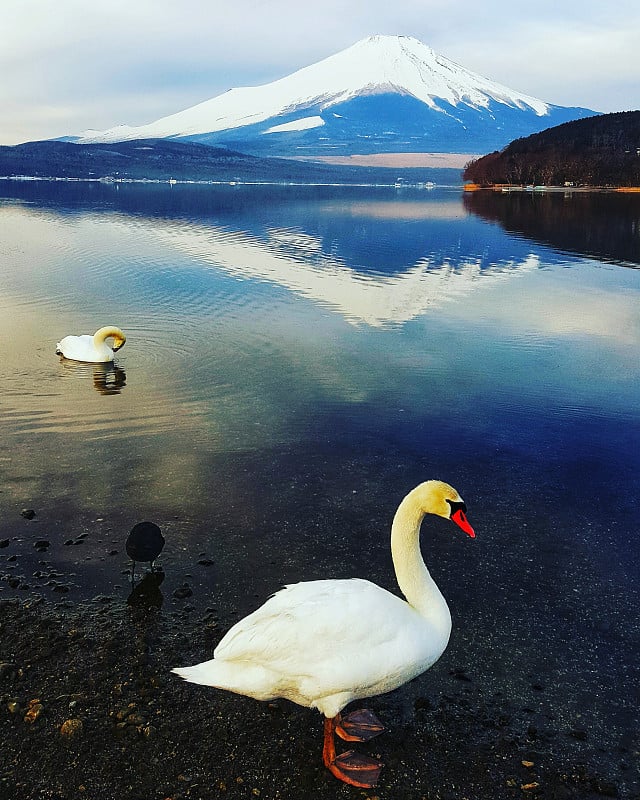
172;661;221;686
172;659;274;698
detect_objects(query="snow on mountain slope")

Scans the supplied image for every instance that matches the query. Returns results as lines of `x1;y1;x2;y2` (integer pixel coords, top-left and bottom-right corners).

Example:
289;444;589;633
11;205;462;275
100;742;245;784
77;35;553;144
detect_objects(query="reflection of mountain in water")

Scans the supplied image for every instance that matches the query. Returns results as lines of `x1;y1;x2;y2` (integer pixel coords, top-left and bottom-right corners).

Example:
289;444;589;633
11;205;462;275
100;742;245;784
153;219;539;326
0;181;512;275
1;181;547;326
464;191;640;267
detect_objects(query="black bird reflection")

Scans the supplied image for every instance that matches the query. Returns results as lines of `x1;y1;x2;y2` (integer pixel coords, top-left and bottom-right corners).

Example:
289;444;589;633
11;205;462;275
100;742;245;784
126;521;165;582
127;569;165;609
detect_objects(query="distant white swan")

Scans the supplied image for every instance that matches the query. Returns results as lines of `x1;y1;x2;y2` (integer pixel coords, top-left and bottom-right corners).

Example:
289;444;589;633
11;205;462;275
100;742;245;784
56;326;126;363
172;480;475;788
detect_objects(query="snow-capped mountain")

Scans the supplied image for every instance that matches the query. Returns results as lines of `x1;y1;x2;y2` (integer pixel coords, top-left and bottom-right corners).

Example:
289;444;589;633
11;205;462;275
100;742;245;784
76;35;597;157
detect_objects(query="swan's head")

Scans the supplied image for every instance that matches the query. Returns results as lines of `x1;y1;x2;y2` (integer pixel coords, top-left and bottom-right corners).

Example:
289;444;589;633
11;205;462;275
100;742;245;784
417;480;475;538
94;326;126;351
112;332;126;352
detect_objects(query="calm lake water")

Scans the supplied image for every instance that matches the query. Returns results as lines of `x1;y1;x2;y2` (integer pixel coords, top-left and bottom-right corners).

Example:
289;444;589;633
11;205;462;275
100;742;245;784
1;180;639;769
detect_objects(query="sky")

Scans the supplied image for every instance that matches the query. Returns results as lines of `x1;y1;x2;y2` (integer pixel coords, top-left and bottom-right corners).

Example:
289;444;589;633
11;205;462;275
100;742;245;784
2;0;639;146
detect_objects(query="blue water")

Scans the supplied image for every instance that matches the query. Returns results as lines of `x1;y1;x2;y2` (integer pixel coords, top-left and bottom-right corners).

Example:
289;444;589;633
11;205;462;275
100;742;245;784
0;181;638;773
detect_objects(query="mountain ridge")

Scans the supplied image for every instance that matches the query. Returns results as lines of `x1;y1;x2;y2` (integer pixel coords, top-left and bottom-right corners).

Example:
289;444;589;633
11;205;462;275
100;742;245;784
72;35;597;157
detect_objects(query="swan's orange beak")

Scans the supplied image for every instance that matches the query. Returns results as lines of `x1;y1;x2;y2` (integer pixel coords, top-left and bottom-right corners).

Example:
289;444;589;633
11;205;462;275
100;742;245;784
451;509;475;538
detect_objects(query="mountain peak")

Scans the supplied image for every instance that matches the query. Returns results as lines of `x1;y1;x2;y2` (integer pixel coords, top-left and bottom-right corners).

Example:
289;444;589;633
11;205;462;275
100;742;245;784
339;34;549;114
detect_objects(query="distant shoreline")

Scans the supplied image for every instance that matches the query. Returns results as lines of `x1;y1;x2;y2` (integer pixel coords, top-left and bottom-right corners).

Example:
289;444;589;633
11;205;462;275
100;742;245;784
0;175;452;189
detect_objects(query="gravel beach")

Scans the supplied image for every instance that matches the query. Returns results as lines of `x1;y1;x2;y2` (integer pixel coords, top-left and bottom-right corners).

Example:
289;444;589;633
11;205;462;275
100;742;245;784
1;451;638;800
1;588;637;800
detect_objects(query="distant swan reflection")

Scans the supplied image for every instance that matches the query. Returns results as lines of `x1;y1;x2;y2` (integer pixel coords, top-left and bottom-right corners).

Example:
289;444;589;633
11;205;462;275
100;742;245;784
92;363;127;395
58;359;127;395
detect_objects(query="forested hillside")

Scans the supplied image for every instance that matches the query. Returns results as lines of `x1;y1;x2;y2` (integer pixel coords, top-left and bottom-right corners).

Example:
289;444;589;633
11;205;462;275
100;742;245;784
463;111;640;187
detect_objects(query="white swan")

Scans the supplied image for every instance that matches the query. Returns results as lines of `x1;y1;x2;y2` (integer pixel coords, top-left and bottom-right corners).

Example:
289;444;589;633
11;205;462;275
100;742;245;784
173;480;474;787
55;326;126;363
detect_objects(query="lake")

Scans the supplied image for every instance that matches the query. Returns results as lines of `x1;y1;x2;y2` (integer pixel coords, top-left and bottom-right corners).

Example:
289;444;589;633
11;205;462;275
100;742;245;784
1;180;639;785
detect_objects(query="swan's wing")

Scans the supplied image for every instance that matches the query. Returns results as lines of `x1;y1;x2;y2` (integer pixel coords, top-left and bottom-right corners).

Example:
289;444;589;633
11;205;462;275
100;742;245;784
214;579;423;684
56;334;93;360
202;579;446;713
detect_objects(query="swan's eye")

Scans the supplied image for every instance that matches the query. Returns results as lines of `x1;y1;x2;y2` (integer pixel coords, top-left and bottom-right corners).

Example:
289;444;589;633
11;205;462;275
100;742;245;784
446;499;467;518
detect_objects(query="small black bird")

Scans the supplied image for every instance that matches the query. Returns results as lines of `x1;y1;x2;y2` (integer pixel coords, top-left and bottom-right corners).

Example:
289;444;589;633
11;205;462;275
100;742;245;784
126;521;165;579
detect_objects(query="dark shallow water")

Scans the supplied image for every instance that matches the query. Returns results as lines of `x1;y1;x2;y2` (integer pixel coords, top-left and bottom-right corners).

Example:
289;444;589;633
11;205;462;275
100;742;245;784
0;181;638;796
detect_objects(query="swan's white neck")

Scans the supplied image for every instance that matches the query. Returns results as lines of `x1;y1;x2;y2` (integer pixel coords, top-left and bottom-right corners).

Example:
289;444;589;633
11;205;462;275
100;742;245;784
93;326;126;350
391;487;451;639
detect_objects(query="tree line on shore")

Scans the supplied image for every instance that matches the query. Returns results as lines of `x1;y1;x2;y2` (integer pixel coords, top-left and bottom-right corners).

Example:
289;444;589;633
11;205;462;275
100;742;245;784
463;110;640;187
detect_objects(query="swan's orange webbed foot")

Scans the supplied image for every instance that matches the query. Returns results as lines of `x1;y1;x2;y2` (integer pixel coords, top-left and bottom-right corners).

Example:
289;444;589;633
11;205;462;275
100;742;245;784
335;708;385;742
328;750;383;788
323;714;383;788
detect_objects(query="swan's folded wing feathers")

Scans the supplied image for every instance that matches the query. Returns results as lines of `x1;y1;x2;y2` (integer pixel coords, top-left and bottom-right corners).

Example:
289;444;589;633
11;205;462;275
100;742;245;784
214;578;415;677
56;334;93;361
214;580;346;664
